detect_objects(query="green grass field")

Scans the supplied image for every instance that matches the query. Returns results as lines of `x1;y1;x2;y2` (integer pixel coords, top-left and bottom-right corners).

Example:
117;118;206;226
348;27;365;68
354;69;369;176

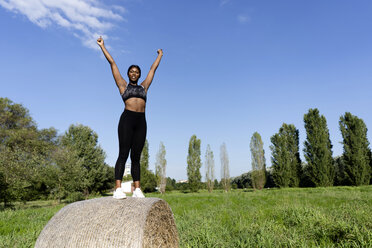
1;186;371;248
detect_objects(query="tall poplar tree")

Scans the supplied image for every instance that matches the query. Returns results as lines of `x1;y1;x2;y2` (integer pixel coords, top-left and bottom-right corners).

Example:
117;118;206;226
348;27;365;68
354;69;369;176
187;135;201;192
205;144;215;193
250;132;266;189
339;112;371;185
220;143;230;192
140;139;150;172
303;108;334;187
155;142;167;193
140;140;157;192
270;123;301;187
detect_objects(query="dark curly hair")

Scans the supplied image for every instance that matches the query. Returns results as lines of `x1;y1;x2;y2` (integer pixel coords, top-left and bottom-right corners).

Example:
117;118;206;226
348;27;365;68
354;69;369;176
127;65;141;79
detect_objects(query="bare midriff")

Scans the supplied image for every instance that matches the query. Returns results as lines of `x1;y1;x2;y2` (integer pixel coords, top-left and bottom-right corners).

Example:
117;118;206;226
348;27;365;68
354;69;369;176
124;98;146;113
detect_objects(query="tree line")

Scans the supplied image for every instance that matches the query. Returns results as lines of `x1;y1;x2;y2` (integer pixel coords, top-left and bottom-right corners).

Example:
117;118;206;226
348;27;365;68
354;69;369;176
0;97;183;207
0;98;116;206
1;97;371;206
186;108;371;192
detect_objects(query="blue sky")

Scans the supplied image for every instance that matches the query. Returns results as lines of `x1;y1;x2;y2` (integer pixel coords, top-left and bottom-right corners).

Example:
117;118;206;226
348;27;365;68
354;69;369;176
1;0;372;181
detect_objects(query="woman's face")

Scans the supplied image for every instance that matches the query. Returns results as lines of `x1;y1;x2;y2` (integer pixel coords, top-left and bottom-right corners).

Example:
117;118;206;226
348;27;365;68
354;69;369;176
128;67;140;82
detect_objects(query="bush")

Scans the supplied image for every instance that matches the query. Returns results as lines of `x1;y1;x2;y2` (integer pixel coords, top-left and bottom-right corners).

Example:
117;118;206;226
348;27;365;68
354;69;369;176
66;192;84;203
141;170;157;193
178;183;189;193
231;172;252;189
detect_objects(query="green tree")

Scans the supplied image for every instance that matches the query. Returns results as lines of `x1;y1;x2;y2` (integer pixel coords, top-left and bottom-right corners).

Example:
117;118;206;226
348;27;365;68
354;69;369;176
0;170;7;205
339;112;371;185
0;98;37;204
265;168;276;188
0;97;35;132
303;108;334;187
270;123;302;187
213;179;220;189
205;144;215;193
47;147;88;202
100;164;115;193
140;139;150;173
334;156;346;186
187;135;201;192
220;143;230;192
155;142;167;193
250;132;266;190
140;140;157;192
61;124;107;195
165;177;176;191
0;98;58;204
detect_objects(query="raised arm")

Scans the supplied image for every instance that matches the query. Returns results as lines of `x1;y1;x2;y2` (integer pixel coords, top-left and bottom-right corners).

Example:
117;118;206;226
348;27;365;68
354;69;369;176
97;37;127;94
141;49;163;91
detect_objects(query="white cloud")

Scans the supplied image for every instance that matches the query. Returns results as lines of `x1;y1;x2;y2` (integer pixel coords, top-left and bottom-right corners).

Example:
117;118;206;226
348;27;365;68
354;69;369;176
237;14;250;24
112;5;126;14
0;0;125;49
220;0;230;7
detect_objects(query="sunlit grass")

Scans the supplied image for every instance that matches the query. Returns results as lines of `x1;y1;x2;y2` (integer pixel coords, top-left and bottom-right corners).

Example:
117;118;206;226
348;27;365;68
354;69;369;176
0;203;65;248
1;186;371;247
151;186;372;247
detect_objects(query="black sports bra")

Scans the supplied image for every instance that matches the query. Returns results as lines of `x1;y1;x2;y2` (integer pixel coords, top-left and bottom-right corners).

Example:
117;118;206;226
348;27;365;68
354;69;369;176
121;84;147;102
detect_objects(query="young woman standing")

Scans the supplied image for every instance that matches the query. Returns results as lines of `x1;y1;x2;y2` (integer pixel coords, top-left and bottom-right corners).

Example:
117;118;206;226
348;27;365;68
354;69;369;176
97;37;163;199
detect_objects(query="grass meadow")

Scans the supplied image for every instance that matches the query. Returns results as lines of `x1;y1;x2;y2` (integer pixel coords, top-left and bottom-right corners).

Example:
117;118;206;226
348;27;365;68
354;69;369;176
0;186;371;248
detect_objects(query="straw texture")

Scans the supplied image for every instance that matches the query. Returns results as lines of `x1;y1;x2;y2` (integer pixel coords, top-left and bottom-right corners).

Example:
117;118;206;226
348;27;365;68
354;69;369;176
35;197;179;248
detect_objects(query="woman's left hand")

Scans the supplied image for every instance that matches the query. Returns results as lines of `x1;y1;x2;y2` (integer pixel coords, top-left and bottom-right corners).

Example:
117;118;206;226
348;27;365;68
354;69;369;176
157;49;163;56
97;36;104;47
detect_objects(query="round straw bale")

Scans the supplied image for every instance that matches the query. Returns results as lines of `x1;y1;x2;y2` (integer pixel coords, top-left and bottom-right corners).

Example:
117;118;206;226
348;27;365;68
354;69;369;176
35;197;179;248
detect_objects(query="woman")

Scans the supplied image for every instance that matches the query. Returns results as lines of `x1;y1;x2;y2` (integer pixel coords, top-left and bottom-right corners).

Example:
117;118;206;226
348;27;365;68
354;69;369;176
97;37;163;199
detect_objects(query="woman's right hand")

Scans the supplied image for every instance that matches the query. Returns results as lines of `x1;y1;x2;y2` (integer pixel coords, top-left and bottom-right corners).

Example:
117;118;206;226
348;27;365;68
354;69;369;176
97;36;104;47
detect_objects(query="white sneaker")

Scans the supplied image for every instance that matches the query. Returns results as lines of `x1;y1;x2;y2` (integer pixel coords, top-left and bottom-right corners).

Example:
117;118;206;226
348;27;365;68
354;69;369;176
132;188;145;198
113;188;126;199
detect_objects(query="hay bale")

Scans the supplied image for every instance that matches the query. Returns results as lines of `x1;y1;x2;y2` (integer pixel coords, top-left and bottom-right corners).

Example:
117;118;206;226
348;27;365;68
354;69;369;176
35;197;179;248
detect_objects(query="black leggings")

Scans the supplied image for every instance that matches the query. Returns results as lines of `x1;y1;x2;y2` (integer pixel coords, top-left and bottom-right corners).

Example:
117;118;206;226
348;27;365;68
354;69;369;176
115;109;147;181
